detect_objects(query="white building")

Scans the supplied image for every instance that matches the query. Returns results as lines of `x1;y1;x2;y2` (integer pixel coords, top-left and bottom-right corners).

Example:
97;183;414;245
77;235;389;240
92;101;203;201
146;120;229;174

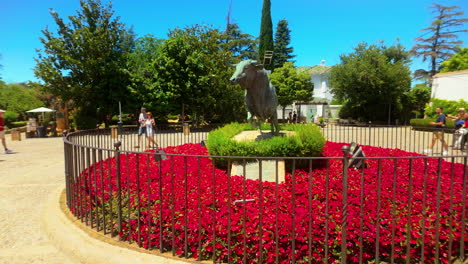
295;61;339;122
431;70;468;101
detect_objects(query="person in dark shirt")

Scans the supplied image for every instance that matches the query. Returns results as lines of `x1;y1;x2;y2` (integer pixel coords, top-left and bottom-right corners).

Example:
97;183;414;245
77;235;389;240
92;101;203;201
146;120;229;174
424;107;449;155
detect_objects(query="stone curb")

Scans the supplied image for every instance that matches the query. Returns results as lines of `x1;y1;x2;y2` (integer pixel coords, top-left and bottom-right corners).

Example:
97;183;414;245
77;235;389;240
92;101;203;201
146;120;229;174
42;187;201;264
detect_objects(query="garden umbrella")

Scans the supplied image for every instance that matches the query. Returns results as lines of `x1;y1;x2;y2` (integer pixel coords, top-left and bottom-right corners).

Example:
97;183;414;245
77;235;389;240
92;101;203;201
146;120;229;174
26;107;56;123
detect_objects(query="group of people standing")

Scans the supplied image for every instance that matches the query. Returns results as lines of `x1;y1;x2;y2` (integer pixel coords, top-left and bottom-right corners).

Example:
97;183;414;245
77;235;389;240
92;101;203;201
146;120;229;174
425;107;468;155
135;107;158;149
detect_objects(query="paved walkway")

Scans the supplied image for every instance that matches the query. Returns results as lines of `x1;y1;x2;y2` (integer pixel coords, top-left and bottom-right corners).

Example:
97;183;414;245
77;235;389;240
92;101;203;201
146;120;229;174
0;135;75;264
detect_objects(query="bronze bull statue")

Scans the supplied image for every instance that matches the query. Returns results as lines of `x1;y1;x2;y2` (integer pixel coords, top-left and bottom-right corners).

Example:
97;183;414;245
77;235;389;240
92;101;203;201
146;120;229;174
230;60;280;134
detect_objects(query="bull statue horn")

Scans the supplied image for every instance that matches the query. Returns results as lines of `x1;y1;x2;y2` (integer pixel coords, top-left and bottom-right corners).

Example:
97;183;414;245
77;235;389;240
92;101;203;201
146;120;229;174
225;61;237;68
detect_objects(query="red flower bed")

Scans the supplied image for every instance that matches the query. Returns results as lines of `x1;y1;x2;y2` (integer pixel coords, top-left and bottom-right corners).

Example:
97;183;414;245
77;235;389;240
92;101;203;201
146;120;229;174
72;142;467;263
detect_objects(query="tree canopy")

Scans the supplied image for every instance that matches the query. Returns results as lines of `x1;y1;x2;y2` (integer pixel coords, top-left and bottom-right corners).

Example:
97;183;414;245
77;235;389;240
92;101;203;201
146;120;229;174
411;4;467;83
152;25;245;124
0;81;44;114
223;23;257;62
34;0;135;128
273;20;295;69
440;47;468;73
270;62;313;119
330;42;412;122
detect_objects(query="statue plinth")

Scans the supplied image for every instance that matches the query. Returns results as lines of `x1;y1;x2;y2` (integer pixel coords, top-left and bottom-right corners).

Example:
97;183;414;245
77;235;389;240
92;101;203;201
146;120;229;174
230;130;296;183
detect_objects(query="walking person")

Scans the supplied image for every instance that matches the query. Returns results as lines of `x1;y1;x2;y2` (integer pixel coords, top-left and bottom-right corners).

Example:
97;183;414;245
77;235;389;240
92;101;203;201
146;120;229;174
447;108;466;149
424;107;449;156
144;112;158;149
134;107;147;148
0;110;13;154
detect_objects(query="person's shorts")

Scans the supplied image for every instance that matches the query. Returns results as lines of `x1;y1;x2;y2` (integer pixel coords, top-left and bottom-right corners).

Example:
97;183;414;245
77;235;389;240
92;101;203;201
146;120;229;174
0;130;4;140
138;126;146;136
433;131;445;140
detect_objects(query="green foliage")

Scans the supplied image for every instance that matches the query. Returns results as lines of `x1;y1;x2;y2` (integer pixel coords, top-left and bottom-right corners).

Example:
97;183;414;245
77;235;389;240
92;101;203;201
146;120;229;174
410;118;454;129
3;111;19;127
71;108;98;130
440;47;468;73
222;23;258;62
153;25;245;124
206;123;325;159
0;81;44;115
330;42;412;122
111;113;134;125
259;0;274;70
411;4;467;81
34;0;135;125
270;62;313;119
399;83;432;120
424;98;468;118
273;20;295;69
127;35;165;116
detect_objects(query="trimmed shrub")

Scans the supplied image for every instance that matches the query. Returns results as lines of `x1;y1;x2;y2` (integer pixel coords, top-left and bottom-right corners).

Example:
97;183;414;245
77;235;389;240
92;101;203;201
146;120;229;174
410;118;455;129
10;121;28;128
206;123;326;169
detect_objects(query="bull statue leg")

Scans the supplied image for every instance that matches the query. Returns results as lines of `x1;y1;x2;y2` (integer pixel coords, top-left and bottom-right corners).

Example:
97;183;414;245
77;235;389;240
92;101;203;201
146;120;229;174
270;112;280;134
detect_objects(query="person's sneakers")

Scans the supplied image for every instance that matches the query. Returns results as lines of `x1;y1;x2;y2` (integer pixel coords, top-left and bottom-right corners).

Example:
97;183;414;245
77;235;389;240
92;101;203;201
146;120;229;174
423;149;432;154
4;149;13;154
442;151;449;156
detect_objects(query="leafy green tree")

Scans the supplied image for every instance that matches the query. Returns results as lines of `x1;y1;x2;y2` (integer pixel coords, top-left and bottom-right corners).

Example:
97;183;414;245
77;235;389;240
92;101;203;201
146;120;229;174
34;0;135;129
0;81;44;115
127;34;165;116
440;47;468;72
330;42;412;122
270;62;313;120
153;25;245;124
400;83;431;121
259;0;274;70
273;19;295;69
222;23;258;62
411;4;467;83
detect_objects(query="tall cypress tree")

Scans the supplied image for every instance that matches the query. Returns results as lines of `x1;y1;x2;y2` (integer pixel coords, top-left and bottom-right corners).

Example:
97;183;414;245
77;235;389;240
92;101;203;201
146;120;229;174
273;19;295;69
259;0;274;69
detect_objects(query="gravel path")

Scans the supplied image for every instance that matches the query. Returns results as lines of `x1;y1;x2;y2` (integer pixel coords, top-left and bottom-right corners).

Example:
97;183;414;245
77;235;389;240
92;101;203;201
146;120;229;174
0;135;75;264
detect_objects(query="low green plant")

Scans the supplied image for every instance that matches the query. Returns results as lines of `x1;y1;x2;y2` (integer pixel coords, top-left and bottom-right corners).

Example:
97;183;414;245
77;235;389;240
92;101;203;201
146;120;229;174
111;113;134;125
206;122;325;159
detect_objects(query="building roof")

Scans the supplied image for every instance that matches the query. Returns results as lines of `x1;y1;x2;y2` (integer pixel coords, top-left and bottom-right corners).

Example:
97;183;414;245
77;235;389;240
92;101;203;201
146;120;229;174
297;65;332;75
433;69;468;78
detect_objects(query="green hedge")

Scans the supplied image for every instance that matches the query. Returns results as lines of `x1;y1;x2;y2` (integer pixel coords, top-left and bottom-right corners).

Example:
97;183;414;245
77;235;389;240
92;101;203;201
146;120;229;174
206;123;325;158
410;118;455;130
9;121;28;128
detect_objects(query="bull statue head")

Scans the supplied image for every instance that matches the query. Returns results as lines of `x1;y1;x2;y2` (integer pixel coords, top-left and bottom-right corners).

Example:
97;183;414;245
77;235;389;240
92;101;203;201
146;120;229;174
229;60;265;85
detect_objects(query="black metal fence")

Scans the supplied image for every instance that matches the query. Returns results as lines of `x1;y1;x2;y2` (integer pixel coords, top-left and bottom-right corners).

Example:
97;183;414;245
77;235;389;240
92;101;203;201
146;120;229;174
63;125;467;263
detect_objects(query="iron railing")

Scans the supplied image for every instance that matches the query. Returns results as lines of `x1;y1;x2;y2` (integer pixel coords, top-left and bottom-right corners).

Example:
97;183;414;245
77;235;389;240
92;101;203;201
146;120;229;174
63;124;467;263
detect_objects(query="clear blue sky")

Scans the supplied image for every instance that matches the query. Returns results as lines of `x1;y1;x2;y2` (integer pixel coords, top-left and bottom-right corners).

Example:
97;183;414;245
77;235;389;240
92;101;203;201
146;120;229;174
1;0;467;84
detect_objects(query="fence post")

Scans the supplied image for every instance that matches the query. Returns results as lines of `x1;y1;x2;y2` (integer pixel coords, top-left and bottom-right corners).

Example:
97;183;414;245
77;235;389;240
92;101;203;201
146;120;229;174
341;145;351;264
114;141;123;239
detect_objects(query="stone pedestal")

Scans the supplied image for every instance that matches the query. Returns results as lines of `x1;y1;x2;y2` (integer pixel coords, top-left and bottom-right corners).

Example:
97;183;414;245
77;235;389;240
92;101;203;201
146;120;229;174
229;130;295;183
231;160;285;183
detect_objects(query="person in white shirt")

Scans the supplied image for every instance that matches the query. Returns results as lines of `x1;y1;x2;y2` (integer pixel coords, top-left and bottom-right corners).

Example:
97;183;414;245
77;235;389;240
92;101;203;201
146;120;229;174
144;112;158;149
